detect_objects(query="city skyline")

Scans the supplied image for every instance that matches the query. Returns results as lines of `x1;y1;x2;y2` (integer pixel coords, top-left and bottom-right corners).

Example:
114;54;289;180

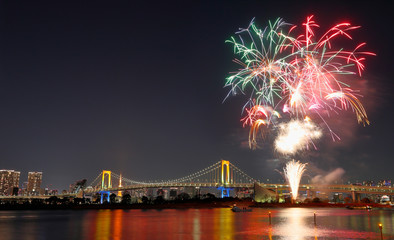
0;169;43;195
0;1;393;190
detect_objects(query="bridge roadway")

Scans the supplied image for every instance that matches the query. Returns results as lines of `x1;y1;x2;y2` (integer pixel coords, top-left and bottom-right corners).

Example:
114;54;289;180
265;184;394;195
90;183;255;192
1;184;392;201
0;193;77;201
86;183;393;196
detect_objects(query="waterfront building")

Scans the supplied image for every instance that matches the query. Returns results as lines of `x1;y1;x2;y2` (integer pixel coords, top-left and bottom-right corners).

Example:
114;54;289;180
27;172;42;195
0;170;20;195
20;181;28;195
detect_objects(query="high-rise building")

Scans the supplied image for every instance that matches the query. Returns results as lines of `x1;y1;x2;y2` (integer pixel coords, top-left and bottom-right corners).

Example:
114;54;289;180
21;181;28;195
27;172;42;195
0;170;20;195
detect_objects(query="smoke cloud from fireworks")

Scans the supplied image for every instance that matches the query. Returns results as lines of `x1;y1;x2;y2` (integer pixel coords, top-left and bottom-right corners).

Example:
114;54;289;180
311;168;345;185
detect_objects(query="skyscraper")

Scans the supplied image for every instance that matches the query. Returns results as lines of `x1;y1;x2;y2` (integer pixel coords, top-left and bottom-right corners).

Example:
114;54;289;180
0;170;20;195
27;172;42;195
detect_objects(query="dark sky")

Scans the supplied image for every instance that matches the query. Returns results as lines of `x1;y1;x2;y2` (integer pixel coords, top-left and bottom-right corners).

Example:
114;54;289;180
0;1;393;190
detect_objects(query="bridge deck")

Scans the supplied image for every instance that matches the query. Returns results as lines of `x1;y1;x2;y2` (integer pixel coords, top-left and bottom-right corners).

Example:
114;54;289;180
1;184;392;200
86;183;393;195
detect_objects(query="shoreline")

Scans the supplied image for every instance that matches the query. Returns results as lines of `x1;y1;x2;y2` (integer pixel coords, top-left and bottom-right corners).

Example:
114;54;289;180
0;201;391;211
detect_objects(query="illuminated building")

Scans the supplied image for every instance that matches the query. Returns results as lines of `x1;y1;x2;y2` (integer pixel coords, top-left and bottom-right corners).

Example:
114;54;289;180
27;172;42;195
0;170;20;195
379;180;392;187
21;181;28;195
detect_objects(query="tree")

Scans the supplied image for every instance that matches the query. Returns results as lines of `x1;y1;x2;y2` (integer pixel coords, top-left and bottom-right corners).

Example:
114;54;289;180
141;196;149;204
31;198;44;206
121;193;132;204
154;196;165;204
312;197;321;203
46;196;59;205
110;193;117;204
202;193;216;202
176;192;190;201
205;193;216;199
61;197;71;205
92;193;101;204
73;198;85;205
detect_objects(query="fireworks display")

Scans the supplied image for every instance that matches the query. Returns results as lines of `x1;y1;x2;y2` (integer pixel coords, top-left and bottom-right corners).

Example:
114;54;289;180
275;117;322;155
284;160;307;201
225;16;374;151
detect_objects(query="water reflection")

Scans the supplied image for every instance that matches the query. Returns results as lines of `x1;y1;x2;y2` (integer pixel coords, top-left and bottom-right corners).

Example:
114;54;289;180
192;210;200;240
273;208;393;239
0;208;392;239
275;208;318;239
82;208;391;240
112;210;122;240
213;208;234;240
95;210;111;240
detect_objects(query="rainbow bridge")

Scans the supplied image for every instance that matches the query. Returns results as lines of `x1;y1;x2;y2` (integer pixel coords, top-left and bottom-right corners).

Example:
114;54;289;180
85;160;393;203
1;160;392;203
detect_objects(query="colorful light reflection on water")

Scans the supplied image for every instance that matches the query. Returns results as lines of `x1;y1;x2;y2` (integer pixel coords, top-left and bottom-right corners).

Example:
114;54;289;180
0;208;392;239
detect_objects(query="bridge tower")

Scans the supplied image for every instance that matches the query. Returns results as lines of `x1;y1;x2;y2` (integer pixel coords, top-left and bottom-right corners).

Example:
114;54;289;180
220;160;231;198
221;160;230;185
101;170;112;189
118;173;123;197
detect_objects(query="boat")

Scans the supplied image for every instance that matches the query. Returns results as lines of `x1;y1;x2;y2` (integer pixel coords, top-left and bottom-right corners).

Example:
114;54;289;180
231;206;252;212
346;205;372;210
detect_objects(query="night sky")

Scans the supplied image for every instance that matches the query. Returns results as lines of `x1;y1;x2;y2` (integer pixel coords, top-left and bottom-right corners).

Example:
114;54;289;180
1;1;393;191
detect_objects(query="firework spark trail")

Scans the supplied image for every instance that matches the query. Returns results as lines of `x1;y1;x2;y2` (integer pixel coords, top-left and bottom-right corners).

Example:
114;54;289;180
284;160;307;201
275;117;322;154
225;16;375;151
